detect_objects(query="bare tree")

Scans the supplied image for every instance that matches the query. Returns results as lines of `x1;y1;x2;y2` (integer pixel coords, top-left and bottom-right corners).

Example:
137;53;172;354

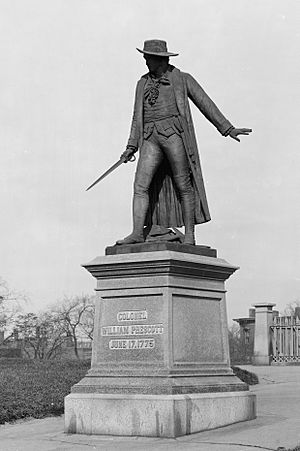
0;278;11;330
0;277;26;332
14;311;67;359
282;300;300;317
54;295;95;359
2;287;96;359
228;323;252;365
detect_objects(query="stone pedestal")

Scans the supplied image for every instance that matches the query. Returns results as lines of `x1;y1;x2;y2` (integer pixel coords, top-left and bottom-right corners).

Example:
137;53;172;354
253;302;276;366
65;244;256;437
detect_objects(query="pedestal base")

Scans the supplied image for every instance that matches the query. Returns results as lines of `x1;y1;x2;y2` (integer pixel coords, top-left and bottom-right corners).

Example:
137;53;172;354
65;391;256;437
65;248;256;436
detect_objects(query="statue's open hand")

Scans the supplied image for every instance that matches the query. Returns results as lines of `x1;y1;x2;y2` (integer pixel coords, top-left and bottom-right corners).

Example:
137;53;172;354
229;128;252;142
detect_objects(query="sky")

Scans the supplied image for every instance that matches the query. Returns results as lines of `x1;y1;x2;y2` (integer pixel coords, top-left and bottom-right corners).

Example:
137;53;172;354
0;0;299;321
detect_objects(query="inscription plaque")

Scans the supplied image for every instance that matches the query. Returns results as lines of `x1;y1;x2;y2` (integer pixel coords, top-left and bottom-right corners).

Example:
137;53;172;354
98;300;164;360
117;310;148;322
109;338;155;350
101;324;163;336
103;312;163;351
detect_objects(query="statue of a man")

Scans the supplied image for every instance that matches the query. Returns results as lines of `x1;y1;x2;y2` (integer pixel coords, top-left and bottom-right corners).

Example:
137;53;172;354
117;40;252;245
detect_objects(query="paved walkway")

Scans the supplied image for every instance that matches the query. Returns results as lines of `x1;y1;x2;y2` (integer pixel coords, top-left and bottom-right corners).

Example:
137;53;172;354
1;365;300;451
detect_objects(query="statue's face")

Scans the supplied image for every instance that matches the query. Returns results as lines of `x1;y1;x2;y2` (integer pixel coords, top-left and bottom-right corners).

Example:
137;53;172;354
143;54;167;74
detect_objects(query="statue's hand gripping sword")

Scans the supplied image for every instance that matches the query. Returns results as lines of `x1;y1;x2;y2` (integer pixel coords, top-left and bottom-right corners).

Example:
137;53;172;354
86;154;136;192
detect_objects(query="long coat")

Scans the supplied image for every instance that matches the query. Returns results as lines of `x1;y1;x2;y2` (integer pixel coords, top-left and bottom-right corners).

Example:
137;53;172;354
127;65;233;228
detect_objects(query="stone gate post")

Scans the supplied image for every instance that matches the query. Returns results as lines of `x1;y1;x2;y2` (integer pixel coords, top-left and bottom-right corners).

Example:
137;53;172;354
253;302;275;365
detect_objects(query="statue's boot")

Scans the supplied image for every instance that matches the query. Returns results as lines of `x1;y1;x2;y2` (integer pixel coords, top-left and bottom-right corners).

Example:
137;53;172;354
116;233;144;245
116;195;147;245
173;174;196;246
183;207;195;245
183;229;195;245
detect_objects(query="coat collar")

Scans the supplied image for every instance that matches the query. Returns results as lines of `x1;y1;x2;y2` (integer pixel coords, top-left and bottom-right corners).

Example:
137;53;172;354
138;65;186;119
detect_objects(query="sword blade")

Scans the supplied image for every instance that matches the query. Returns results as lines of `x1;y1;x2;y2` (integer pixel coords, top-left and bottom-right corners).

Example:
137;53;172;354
86;157;125;191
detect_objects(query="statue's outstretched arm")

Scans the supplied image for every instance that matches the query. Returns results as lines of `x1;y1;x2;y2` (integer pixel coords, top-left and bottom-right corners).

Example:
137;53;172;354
186;73;252;141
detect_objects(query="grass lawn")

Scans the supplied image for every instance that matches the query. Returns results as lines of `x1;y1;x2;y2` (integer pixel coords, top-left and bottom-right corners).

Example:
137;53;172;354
0;359;90;424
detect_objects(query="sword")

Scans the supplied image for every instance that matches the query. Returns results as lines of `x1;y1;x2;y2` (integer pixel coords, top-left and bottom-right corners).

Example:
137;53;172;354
86;154;136;191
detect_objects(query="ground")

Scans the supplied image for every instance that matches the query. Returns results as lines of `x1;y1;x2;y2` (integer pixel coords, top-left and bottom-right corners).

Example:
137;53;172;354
0;365;299;450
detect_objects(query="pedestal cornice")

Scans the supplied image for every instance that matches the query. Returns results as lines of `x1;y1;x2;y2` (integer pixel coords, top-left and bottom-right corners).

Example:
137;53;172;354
83;251;239;282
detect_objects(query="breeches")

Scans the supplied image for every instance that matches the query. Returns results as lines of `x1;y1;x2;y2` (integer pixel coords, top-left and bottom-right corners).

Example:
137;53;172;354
134;130;193;198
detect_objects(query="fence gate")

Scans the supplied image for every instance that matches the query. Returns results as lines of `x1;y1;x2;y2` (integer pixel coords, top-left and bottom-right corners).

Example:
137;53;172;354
270;316;300;363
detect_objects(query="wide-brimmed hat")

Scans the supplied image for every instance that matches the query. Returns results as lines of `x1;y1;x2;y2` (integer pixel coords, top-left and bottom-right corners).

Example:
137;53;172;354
137;40;178;57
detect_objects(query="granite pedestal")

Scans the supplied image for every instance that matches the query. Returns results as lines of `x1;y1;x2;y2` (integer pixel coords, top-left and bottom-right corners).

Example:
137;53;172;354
65;243;256;437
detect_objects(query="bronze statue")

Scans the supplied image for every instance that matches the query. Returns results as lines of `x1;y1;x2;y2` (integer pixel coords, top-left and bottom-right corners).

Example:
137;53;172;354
117;40;252;246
